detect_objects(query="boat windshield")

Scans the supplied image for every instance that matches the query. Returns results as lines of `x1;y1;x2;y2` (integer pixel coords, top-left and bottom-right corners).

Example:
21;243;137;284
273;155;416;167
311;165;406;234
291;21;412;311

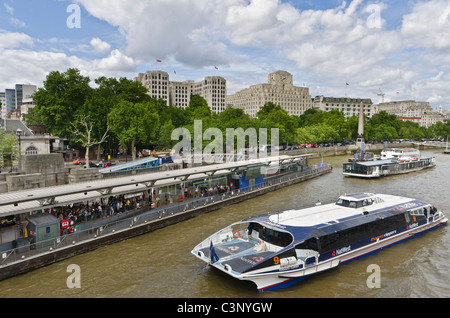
247;222;292;247
336;198;374;208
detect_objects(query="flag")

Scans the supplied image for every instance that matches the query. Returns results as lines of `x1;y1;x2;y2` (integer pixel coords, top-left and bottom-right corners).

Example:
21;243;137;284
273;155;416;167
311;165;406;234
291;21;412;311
156;59;162;63
214;66;218;70
209;241;220;264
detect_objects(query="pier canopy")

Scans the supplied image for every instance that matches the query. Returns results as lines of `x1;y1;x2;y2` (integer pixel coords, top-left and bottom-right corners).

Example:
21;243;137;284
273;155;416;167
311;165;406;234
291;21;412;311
0;155;312;218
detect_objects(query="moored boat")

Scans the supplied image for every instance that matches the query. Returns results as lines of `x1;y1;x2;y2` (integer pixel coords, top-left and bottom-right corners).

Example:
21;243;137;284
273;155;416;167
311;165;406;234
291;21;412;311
191;193;447;292
343;148;434;178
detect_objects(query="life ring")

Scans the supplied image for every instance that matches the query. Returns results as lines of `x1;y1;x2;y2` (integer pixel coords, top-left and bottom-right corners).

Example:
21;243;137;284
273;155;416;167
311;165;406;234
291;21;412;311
233;230;241;238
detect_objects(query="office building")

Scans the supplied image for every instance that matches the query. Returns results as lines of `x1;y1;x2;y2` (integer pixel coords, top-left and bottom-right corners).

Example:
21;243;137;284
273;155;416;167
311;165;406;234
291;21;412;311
226;70;313;117
0;84;37;119
313;96;373;117
374;100;445;127
135;71;227;113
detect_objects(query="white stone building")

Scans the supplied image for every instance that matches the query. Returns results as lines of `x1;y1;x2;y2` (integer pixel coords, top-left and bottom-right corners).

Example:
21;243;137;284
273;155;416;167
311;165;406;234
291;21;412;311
135;71;227;113
374;100;446;127
168;80;194;109
193;76;227;113
226;71;313;117
135;70;170;105
313;96;373;118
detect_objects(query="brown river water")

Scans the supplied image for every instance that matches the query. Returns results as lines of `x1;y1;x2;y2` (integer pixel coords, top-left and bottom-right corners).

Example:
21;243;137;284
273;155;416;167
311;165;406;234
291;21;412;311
0;150;449;298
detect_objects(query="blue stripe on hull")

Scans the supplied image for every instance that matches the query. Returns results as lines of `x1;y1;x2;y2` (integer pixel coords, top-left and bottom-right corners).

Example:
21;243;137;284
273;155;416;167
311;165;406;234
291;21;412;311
258;221;447;292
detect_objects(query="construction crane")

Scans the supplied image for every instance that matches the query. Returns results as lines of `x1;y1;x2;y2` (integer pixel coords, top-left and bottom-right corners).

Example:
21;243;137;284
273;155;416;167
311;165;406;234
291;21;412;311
377;88;385;103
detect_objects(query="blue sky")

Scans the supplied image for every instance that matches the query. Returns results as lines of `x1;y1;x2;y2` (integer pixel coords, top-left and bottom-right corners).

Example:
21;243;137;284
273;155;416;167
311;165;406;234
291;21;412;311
1;0;450;110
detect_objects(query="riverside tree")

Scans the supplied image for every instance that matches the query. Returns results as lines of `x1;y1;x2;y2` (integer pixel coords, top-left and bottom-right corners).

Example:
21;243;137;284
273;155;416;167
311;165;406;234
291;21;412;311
109;101;160;161
32;68;93;139
0;130;19;169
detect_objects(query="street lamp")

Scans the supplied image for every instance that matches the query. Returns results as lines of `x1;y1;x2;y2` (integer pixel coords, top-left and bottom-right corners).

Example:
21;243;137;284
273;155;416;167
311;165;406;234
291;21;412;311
16;128;22;154
13;128;23;173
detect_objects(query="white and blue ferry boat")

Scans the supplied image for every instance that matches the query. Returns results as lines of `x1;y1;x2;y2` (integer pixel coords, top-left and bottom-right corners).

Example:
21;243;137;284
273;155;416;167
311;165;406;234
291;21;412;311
192;193;447;292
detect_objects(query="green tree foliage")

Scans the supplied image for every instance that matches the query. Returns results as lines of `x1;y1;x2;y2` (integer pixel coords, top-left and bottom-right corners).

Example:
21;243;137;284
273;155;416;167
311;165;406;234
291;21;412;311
109;101;160;160
33;68;93;138
0;130;19;168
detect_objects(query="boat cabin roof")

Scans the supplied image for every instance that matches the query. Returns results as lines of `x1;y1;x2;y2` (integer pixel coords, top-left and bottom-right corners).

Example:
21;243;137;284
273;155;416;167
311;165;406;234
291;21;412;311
246;193;428;244
350;159;395;166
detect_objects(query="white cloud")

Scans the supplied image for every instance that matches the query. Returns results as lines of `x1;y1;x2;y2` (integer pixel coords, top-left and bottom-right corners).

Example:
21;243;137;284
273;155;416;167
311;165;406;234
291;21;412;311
96;49;136;72
0;30;33;49
75;0;238;68
0;46;136;91
401;0;450;52
9;17;27;28
0;48;83;89
90;37;111;55
3;3;14;15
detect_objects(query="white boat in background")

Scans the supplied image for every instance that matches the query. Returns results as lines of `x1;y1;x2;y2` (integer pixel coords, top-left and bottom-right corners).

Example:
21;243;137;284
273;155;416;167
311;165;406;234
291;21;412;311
344;147;435;178
191;193;447;292
381;148;420;160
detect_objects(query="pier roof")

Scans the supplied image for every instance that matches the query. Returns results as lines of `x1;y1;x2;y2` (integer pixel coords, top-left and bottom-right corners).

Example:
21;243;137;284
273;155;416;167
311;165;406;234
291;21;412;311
0;155;311;217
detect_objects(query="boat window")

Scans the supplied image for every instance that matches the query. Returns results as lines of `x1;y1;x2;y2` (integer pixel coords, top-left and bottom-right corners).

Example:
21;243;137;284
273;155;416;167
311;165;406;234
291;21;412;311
248;223;292;247
336;199;364;208
410;208;424;216
295;237;319;252
410;206;431;216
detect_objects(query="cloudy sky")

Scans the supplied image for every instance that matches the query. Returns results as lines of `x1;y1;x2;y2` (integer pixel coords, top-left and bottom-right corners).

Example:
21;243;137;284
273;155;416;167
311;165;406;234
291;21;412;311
1;0;449;109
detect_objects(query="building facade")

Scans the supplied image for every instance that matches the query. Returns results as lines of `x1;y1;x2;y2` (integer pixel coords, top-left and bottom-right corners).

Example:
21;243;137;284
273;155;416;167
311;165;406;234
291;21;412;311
193;76;227;113
374;100;445;127
168;80;194;109
0;92;5;119
16;84;37;116
313;96;373;118
134;71;170;105
0;84;37;119
135;71;227;113
226;70;313;117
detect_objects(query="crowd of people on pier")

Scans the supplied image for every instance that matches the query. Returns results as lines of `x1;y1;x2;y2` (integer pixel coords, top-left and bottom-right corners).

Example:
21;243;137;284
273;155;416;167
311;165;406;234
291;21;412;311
44;182;233;228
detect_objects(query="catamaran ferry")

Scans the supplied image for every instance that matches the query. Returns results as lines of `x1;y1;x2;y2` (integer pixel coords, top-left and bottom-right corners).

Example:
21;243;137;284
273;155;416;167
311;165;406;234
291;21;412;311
191;193;447;292
343;149;435;178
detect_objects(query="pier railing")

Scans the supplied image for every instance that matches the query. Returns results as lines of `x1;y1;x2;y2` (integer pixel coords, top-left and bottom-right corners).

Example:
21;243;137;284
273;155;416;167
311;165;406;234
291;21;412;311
0;164;331;268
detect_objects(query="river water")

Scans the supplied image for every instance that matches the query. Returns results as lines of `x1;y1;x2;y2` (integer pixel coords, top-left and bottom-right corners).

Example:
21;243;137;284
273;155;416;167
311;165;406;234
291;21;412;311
0;150;449;298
